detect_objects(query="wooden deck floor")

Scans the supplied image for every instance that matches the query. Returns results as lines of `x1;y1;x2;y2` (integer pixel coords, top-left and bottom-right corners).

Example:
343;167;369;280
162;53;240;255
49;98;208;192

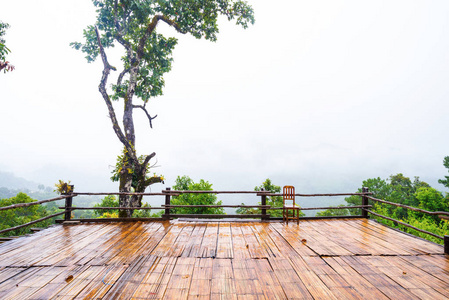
0;218;448;299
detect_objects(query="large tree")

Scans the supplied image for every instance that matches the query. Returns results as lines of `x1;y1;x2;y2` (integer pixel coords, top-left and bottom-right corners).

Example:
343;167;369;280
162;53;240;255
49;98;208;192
72;0;254;217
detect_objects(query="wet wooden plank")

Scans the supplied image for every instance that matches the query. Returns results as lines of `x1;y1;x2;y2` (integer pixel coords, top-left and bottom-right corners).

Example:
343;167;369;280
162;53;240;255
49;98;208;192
286;220;354;256
288;256;339;299
251;223;283;258
339;256;420;299
126;256;176;299
0;224;109;267
268;257;314;299
69;222;141;266
71;265;127;299
351;219;442;255
324;256;392;300
240;224;266;259
0;267;47;299
47;265;111;299
379;256;449;296
264;223;316;257
404;254;449;282
230;224;251;259
211;258;236;297
54;223;131;266
163;257;196;299
170;223;196;257
252;258;286;299
303;255;369;299
151;222;184;257
271;222;327;256
316;219;374;255
182;223;207;258
216;223;233;259
408;288;449;300
199;223;219;258
39;223;119;266
233;259;265;298
188;258;213;298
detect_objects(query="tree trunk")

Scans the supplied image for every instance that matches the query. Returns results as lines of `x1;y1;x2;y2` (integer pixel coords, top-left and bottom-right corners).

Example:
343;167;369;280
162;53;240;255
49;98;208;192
118;154;134;218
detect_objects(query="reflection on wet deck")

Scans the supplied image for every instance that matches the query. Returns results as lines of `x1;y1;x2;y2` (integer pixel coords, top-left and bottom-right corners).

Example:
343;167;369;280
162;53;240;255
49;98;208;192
0;218;448;299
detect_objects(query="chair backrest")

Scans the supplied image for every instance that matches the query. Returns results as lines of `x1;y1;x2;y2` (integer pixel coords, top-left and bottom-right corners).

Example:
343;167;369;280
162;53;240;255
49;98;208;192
283;186;295;206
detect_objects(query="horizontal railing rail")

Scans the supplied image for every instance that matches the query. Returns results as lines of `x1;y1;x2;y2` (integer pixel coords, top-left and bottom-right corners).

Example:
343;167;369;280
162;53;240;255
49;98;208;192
366;195;449;217
365;209;444;240
75;192;178;196
0;195;72;211
162;190;265;194
263;192;373;197
268;205;372;211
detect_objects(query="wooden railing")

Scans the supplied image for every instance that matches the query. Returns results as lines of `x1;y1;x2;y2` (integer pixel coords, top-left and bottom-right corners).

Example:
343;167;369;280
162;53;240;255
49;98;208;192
1;187;448;254
0;194;72;236
363;194;449;254
59;188;373;222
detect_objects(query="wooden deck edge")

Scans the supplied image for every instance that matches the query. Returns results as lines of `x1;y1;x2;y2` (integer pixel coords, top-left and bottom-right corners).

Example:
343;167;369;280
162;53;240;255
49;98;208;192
270;215;365;221
162;214;268;219
175;218;280;223
55;217;165;223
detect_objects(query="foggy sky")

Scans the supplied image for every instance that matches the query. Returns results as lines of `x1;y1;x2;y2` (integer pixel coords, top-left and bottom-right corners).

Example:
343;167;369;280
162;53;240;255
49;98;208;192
1;0;449;195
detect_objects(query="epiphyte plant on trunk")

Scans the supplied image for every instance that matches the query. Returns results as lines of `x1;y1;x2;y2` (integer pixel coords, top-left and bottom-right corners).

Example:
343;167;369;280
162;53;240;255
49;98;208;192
71;0;255;217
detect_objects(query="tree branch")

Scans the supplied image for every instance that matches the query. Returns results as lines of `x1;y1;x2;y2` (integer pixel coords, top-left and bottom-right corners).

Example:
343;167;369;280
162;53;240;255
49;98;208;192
95;27;117;72
117;67;130;87
133;104;157;128
142;152;156;170
144;176;164;186
94;26;136;160
158;15;187;34
137;14;186;60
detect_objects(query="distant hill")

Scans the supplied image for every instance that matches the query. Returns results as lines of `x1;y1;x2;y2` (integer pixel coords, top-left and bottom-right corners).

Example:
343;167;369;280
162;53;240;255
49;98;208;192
0;171;43;190
0;171;55;200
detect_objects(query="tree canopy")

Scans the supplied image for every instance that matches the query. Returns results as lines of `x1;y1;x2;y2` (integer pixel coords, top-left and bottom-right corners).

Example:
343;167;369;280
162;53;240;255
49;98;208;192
170;175;224;215
0;193;52;237
71;0;254;217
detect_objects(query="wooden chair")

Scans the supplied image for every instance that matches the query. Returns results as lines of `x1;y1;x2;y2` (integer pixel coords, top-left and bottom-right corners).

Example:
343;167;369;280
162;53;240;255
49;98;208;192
283;185;300;224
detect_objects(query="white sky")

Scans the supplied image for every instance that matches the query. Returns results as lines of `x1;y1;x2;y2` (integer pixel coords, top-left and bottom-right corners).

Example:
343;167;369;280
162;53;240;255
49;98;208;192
1;0;449;194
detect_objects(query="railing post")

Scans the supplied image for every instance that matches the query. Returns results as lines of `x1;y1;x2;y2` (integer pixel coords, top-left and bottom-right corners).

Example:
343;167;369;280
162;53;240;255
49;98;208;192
445;235;449;255
63;185;74;221
164;187;171;220
361;187;369;218
260;188;267;220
